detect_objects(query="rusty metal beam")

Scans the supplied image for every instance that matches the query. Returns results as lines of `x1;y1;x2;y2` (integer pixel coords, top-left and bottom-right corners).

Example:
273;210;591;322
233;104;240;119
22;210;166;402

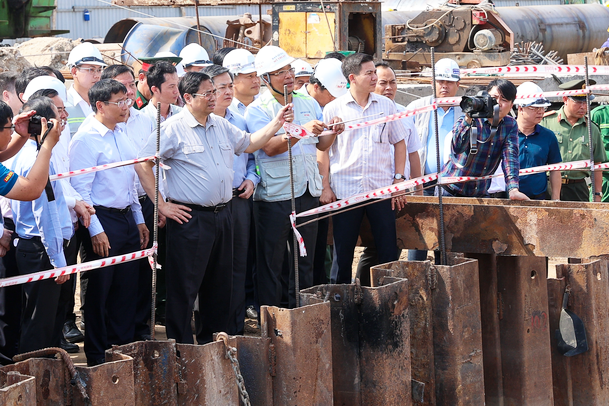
112;0;270;6
300;279;411;406
261;302;334;406
0;371;36;405
380;196;609;258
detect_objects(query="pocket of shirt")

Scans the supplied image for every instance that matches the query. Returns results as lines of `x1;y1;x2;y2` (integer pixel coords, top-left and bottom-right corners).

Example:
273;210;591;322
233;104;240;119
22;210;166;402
372;123;388;143
183;145;205;155
219;143;233;168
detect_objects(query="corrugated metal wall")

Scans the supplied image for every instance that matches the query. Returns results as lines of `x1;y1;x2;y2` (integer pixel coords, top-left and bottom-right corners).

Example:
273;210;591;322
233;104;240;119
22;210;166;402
55;0;270;40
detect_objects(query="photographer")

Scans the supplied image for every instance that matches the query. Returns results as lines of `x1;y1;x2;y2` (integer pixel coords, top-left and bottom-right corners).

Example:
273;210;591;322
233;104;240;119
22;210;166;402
10;96;72;353
439;79;529;200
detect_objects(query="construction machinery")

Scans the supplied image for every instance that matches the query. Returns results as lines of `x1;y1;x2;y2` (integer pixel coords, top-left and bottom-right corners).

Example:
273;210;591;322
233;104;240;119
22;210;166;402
0;0;67;39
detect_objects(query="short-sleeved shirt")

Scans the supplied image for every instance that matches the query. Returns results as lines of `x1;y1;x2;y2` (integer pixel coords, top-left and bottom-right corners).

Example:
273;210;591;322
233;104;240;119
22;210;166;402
323;91;405;200
591;105;609;201
542;106;605;180
396;103;422;179
518;124;562;197
0;164;17;196
139;107;250;206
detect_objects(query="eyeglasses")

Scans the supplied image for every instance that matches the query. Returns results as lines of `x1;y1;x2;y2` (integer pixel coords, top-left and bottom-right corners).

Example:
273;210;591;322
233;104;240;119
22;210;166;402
526;106;547;112
269;68;295;77
105;98;133;108
1;125;14;131
568;97;587;105
193;89;217;100
77;66;104;75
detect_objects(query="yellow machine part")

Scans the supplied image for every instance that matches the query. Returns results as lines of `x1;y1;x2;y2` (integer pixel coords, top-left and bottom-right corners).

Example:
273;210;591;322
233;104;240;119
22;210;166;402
278;11;335;59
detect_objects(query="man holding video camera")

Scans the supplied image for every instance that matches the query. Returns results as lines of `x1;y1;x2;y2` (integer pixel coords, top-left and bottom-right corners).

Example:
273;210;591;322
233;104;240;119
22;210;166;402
439;79;529;200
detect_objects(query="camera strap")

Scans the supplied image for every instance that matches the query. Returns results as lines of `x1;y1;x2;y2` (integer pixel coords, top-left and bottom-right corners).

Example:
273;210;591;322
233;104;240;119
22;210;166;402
453;118;499;170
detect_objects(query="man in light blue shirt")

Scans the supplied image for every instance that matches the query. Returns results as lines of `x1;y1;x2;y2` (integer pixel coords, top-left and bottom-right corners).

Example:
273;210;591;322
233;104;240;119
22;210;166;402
202;64;259;335
69;79;149;366
11;97;72;353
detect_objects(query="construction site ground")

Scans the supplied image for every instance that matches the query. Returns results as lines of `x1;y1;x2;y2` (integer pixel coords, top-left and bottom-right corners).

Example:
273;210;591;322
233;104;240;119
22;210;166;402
66;249;564;366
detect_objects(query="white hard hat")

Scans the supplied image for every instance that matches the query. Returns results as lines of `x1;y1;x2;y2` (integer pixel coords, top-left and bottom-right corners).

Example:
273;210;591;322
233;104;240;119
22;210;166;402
292;59;313;78
515;82;551;107
435;58;460;82
255;46;295;77
312;58;348;98
22;76;68;104
223;49;256;75
179;43;211;67
68;42;107;68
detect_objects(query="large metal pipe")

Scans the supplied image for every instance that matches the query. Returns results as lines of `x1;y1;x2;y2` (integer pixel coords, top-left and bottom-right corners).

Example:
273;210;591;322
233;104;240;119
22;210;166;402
383;4;609;61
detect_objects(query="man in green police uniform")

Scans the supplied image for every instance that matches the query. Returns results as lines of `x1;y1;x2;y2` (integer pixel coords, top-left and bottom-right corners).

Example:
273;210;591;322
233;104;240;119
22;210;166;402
591;98;609;202
541;79;605;202
134;53;182;110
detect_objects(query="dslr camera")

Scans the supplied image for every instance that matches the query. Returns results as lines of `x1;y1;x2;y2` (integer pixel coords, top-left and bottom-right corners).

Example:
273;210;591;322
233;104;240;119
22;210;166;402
459;91;497;119
28;115;53;136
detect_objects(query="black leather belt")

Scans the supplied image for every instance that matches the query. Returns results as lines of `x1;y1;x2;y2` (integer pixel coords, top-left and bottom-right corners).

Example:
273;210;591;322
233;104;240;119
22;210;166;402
139;195;149;202
232;188;241;198
561;178;586;185
94;205;131;214
170;200;229;214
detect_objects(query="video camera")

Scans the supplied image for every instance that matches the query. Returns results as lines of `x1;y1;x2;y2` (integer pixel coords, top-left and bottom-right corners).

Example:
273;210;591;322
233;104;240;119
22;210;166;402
459;91;497;119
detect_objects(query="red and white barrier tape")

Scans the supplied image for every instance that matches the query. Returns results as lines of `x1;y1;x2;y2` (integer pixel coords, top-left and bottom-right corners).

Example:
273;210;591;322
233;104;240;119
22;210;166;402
0;246;156;288
460;65;609;76
289;211;307;257
435;89;593;108
283;104;437;139
438;160;590;185
50;156;170;181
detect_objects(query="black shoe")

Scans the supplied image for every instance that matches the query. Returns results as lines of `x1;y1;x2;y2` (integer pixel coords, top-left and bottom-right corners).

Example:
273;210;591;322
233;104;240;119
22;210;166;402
87;358;105;367
63;321;84;343
60;337;79;354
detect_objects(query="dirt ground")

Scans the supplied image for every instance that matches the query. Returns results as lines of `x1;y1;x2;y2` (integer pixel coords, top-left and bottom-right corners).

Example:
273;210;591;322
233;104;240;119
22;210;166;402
68;248;563;366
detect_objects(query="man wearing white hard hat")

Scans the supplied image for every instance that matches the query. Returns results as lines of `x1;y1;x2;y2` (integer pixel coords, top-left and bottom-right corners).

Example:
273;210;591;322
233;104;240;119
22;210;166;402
295;57;348;286
179;43;212;73
407;58;463;261
66;42;107;137
23;78;96;351
223;49;260;116
514;82;562;200
245;45;343;309
292;59;313;91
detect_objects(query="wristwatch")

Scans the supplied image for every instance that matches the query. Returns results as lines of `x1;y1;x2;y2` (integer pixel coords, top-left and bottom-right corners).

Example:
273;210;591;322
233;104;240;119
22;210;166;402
594;192;601;197
394;173;404;180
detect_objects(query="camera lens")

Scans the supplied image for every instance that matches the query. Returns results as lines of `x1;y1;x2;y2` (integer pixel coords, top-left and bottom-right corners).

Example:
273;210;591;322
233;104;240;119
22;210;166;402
460;96;485;114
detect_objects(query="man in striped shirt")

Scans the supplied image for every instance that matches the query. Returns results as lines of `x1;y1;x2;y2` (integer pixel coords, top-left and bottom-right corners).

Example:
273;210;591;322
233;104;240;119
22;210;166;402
323;53;407;285
439;79;529;200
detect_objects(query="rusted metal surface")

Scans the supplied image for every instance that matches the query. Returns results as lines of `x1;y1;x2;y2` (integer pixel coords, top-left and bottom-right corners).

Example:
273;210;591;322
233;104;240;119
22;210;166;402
432;257;485;405
227;336;273;406
106;340;178;405
0;353;135;406
370;261;436;406
467;253;503;406
261;302;334;406
0;370;36;405
547;277;571;406
300;280;411;406
176;342;239;405
382;196;609;258
496;256;553;406
555;260;609;405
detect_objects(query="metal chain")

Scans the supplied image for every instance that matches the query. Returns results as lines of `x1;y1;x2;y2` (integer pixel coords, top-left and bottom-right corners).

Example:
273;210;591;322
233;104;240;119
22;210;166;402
226;345;251;406
216;333;251;406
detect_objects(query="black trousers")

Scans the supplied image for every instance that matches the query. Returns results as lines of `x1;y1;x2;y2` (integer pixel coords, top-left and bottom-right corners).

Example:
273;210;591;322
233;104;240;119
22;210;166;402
16;237;63;353
0;218;21;364
59;226;80;328
331;199;398;285
254;191;318;309
313;217;330;286
165;207;232;345
82;209;140;364
228;197;251;335
244;198;257;309
134;196;154;339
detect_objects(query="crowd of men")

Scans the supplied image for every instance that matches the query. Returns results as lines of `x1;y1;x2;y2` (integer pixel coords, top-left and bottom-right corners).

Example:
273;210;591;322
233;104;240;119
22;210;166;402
0;39;606;367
